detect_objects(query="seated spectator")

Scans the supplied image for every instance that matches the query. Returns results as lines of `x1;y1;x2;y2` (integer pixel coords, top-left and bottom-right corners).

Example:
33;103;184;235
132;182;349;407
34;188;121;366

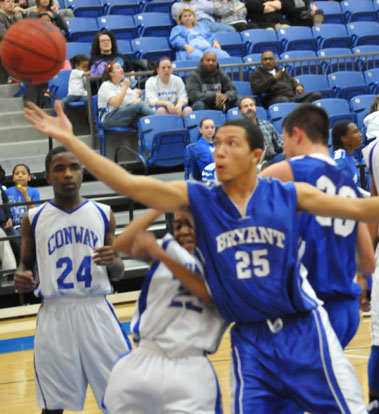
250;50;322;108
170;7;230;62
172;0;236;32
212;0;259;32
239;96;284;164
27;0;74;18
0;0;24;84
62;54;90;109
245;0;290;30
98;60;155;129
312;9;324;26
89;30;133;76
26;0;68;32
187;51;238;111
145;57;193;117
332;121;362;184
281;0;317;27
194;117;215;173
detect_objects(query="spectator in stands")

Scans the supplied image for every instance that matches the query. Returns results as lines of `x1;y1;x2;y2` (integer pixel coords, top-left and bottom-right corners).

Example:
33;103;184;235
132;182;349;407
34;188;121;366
89;30;133;76
6;163;40;229
98;60;154;129
26;0;68;32
170;7;231;62
211;0;259;32
312;8;324;26
62;54;90;109
250;50;322;108
245;0;290;29
171;0;236;32
145;57;192;117
332;120;362;184
281;0;317;27
0;0;25;83
187;51;238;111
27;0;73;18
194;117;215;174
239;96;284;164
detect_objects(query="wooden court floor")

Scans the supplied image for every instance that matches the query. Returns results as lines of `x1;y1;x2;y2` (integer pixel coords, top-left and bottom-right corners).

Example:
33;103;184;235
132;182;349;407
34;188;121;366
0;302;372;414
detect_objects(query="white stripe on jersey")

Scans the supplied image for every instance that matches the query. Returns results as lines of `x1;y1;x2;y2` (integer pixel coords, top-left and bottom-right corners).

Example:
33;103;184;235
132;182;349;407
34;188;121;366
131;234;227;357
30;200;113;298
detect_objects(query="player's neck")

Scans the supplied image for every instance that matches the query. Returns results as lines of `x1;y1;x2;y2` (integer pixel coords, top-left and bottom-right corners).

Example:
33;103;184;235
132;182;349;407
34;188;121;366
303;143;330;158
223;172;258;214
53;194;85;211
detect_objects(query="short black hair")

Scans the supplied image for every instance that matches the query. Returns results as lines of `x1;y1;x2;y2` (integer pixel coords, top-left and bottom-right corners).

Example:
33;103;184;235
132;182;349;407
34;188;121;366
332;120;352;151
12;163;31;176
70;54;89;68
199;117;214;128
282;104;329;146
45;146;70;172
219;119;264;151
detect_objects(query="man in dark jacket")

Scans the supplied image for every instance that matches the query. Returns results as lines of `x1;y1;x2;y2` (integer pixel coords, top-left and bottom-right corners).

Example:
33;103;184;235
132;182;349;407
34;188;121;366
250;50;322;108
186;51;239;111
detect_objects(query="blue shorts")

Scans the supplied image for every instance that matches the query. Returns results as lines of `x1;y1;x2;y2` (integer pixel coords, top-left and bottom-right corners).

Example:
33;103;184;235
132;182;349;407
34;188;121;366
322;295;360;348
230;306;366;414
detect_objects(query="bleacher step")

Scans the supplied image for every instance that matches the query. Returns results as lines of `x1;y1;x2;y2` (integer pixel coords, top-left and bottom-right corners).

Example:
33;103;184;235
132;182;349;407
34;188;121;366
0;97;24;112
0;83;22;98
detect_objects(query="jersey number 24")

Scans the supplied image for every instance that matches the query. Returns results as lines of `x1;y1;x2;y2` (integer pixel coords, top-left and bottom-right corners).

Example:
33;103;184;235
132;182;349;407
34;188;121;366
57;256;92;289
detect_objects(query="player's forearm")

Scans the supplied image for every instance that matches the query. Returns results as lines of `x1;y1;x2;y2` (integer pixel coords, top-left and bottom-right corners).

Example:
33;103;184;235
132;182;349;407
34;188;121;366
114;210;162;254
356;222;375;274
106;257;125;281
154;248;213;304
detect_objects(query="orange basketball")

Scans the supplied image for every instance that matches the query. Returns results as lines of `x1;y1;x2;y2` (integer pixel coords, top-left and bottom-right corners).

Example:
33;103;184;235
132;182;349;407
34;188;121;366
1;19;66;85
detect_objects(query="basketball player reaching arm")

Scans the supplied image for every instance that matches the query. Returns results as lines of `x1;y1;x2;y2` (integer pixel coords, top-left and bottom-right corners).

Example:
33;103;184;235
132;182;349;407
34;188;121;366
14;147;131;414
102;209;225;414
25;100;379;413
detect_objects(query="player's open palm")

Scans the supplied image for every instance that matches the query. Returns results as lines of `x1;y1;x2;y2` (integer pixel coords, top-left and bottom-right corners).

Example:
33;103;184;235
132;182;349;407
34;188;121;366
24;101;74;146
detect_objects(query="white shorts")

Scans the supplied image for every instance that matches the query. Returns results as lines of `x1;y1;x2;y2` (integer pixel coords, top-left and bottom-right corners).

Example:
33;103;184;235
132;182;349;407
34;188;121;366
34;295;131;411
371;261;379;346
103;340;222;414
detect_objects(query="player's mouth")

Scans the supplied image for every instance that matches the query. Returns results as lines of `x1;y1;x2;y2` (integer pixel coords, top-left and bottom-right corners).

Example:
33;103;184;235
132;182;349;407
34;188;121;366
62;183;76;190
179;238;195;252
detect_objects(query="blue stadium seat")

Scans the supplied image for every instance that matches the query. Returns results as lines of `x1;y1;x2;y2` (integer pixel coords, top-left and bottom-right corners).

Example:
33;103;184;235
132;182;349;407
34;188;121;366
280;50;319;76
314;1;345;24
213;32;245;58
313;98;356;127
226;106;267;121
134;12;173;37
184;143;202;181
104;0;141;15
172;60;198;80
184;111;226;144
346;21;379;47
317;48;355;73
340;0;377;22
137;115;188;166
312;24;351;49
241;29;281;55
294;74;332;98
276;26;317;52
92;95;135;156
327;71;370;100
268;102;299;133
350;94;377;129
142;0;175;13
373;0;379;17
364;68;379;94
117;40;136;60
66;18;99;42
66;0;104;17
233;81;252;98
218;57;243;81
66;42;91;60
97;15;138;40
352;45;379;70
131;37;173;60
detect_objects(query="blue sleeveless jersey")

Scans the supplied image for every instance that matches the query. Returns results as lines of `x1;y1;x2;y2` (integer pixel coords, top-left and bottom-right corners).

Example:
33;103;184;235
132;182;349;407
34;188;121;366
288;154;361;300
187;178;319;324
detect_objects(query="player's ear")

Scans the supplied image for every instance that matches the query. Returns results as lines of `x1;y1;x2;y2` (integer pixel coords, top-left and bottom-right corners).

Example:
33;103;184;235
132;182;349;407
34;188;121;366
252;147;263;164
292;126;303;144
45;171;51;184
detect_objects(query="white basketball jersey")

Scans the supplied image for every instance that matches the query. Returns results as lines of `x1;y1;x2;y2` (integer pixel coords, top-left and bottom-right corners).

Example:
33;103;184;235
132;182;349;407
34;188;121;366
131;234;227;357
30;200;113;298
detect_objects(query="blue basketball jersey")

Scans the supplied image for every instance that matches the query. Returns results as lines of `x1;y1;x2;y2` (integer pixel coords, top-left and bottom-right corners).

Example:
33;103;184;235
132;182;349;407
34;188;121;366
187;178;320;324
288;154;361;300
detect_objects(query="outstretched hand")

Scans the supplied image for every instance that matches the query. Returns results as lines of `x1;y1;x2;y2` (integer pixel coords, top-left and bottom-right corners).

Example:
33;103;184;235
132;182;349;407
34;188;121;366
24;100;74;146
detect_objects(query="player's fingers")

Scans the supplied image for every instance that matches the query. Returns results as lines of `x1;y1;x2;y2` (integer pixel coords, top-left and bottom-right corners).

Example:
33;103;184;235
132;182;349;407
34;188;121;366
26;101;45;118
54;100;64;117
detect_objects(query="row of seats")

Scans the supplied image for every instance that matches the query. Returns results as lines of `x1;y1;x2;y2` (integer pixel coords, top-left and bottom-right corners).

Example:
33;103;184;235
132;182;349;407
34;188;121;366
316;0;379;24
58;0;174;16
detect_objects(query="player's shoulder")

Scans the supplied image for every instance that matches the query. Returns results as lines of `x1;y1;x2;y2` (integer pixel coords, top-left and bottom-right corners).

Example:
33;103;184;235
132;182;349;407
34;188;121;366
28;201;49;226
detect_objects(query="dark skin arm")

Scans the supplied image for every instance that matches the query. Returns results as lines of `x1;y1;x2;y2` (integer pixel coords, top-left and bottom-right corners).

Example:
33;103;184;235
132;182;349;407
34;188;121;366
14;214;36;292
94;210;125;281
